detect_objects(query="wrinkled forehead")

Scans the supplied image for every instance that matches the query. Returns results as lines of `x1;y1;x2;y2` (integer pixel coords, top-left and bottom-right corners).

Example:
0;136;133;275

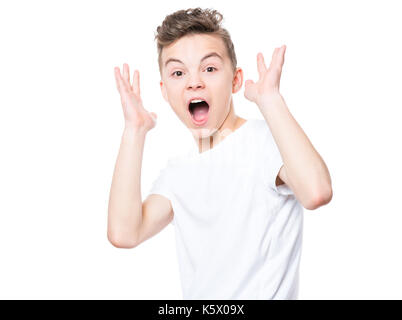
161;34;227;68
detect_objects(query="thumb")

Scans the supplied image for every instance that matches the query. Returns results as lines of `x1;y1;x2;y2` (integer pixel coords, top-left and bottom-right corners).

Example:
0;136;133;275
244;79;257;102
149;112;157;121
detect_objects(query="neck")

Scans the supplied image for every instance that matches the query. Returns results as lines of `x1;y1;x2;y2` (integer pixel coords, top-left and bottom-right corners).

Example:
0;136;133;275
194;100;245;153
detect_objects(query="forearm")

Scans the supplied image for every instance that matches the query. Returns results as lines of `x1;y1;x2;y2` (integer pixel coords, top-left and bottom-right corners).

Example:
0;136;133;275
258;94;332;204
107;126;146;246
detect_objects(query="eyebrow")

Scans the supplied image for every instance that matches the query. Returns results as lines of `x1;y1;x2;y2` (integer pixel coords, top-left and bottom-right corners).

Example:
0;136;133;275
164;52;223;68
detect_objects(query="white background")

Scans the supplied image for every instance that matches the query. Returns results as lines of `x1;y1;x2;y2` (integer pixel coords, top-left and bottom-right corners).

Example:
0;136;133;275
0;0;401;299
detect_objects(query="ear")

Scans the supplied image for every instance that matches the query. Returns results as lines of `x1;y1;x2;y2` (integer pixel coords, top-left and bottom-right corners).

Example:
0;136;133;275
232;67;243;94
160;80;169;102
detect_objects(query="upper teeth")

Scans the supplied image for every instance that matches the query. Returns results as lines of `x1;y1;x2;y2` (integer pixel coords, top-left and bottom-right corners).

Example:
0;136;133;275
191;99;204;103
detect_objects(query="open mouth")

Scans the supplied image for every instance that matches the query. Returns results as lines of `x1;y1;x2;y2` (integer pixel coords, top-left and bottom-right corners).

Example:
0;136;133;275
188;100;209;125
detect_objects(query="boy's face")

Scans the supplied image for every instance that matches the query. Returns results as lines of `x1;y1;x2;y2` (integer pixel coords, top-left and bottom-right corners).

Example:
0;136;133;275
160;33;243;138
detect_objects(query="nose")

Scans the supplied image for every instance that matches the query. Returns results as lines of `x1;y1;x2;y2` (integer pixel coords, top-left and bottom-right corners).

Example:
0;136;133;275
187;73;205;90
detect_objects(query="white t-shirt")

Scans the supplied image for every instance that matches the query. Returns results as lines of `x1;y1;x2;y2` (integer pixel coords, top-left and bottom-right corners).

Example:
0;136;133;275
148;118;304;300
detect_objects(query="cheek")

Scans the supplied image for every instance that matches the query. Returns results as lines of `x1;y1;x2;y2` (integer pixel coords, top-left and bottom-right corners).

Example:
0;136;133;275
214;77;234;101
164;85;180;103
209;74;233;97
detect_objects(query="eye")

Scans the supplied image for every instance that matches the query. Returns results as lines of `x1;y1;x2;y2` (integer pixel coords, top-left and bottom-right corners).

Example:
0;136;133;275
172;70;183;77
206;66;217;72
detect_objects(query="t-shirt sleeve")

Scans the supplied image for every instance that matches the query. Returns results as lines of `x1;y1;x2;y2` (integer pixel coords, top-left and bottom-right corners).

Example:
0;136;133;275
148;163;175;225
261;123;295;196
148;166;171;199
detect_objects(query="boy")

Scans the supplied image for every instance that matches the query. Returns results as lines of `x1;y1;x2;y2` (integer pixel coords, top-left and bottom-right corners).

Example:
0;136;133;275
107;7;332;299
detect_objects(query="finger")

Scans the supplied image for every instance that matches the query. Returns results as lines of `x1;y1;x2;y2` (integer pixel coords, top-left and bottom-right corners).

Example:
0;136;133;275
149;112;157;122
269;47;280;69
244;79;257;101
115;67;129;95
133;70;140;96
273;45;286;70
123;63;132;90
257;52;267;78
278;45;286;67
115;67;129;94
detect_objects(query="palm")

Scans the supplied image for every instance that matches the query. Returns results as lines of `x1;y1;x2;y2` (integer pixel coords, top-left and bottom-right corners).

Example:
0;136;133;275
114;63;157;131
244;45;286;105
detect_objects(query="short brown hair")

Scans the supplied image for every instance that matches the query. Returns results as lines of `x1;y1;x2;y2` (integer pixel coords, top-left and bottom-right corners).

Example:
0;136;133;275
154;7;237;76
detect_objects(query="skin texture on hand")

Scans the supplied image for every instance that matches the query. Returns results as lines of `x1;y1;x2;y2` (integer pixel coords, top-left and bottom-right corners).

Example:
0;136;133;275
114;63;157;132
244;45;286;107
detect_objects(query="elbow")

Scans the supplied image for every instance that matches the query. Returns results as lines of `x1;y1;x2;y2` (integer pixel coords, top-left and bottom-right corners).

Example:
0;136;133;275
107;231;138;249
305;186;333;210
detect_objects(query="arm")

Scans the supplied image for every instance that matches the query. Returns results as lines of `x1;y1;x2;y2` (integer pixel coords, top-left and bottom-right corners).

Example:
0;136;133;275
261;94;332;209
244;46;333;209
107;128;143;248
107;63;172;248
107;128;174;248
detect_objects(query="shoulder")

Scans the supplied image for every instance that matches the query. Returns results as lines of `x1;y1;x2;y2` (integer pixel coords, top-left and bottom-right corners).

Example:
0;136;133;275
247;118;270;134
246;118;274;145
164;149;196;169
235;119;273;162
256;119;275;141
255;118;271;132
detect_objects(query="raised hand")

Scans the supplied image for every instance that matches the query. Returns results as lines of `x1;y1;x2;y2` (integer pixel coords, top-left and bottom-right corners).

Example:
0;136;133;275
244;45;286;107
114;63;157;131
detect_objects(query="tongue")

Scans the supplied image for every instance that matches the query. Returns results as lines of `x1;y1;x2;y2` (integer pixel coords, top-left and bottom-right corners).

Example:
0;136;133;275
192;104;209;122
